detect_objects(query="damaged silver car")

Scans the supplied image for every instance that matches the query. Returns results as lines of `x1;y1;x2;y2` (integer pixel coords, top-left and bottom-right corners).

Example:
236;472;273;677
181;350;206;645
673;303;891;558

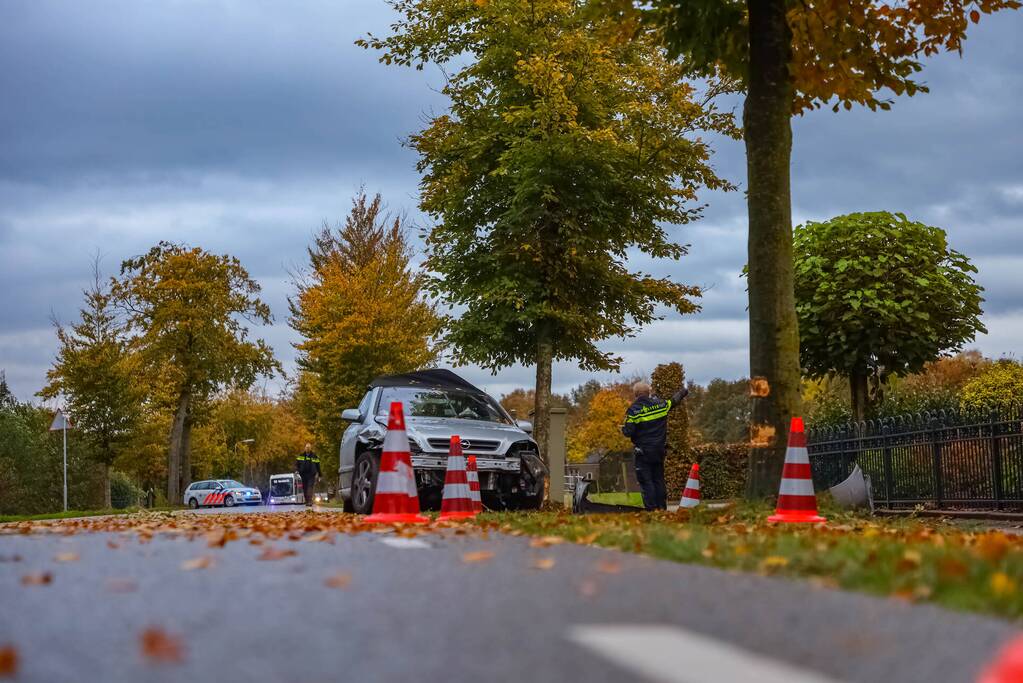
337;370;547;513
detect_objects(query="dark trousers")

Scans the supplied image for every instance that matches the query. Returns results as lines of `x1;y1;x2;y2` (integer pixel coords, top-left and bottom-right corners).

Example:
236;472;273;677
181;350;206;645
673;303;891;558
301;473;317;505
634;450;667;511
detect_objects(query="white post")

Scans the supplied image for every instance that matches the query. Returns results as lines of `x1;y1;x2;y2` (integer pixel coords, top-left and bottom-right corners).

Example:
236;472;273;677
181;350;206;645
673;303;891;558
62;421;68;512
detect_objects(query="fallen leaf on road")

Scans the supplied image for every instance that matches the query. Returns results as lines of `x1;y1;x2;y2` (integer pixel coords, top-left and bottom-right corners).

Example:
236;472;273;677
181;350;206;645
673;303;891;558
462;551;494;564
140;627;184;664
976;533;1012;563
54;552;79;562
106;578;138;593
180;556;213;571
0;555;21;563
302;531;330;543
531;557;556;570
258;547;297;561
578;579;599;598
596;560;621;574
759;556;790;572
529;536;564;548
324;572;352;589
106;541;120;549
205;529;227;548
0;644;17;677
991;572;1017;597
20;572;52;586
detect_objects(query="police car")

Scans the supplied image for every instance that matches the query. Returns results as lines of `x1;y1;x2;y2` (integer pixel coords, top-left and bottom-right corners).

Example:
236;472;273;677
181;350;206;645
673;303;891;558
183;480;262;508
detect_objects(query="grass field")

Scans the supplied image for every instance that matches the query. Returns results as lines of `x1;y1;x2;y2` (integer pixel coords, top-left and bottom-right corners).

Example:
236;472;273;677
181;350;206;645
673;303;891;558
478;502;1023;620
585;492;644;507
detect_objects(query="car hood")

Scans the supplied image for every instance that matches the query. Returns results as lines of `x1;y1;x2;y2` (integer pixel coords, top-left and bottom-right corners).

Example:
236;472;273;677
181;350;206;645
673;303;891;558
404;417;532;453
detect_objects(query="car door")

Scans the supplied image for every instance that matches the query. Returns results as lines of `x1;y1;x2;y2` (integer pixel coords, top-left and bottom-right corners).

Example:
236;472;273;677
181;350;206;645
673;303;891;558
339;389;376;493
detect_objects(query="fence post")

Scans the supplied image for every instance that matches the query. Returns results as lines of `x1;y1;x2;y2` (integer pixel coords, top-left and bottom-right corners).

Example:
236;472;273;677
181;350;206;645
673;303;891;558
991;410;1004;510
882;421;893;507
931;416;944;508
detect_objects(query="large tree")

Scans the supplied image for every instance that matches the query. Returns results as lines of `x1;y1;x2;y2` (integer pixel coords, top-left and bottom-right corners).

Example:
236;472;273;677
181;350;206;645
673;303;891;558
112;243;278;501
794;212;985;421
289;191;441;476
609;0;1020;496
360;0;736;460
40;263;142;508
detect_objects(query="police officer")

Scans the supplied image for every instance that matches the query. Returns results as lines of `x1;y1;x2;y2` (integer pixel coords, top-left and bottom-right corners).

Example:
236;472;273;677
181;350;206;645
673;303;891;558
295;443;321;507
621;381;689;510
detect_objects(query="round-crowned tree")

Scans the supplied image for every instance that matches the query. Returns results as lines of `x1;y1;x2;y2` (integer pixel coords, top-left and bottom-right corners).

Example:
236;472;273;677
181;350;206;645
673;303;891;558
794;211;985;421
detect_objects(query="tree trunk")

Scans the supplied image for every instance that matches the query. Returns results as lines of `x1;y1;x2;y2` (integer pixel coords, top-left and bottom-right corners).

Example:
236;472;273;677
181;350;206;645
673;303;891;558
743;0;802;499
167;390;191;501
850;369;869;423
102;461;111;509
532;323;554;466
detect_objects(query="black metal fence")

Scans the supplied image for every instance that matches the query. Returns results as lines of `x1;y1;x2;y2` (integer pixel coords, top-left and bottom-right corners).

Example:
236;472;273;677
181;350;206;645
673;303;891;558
808;405;1023;509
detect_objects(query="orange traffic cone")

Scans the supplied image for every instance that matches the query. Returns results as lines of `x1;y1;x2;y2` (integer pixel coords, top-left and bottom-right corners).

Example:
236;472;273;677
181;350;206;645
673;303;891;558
466;455;483;513
679;463;700;509
439;436;476;520
364;402;429;524
768;417;825;523
978;636;1023;683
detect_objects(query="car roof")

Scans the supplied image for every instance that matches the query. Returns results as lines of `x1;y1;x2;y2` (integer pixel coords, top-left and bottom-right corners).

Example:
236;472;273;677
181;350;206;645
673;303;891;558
368;368;484;394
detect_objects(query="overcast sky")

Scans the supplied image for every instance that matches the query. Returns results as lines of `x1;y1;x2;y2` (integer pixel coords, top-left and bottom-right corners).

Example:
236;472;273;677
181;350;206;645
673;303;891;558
2;1;1021;403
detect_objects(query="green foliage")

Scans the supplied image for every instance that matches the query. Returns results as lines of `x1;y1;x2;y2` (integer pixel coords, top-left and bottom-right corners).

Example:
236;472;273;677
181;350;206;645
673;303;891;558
960;360;1023;413
109;470;143;509
687;377;749;443
663;441;747;501
289;191;441;473
0;378;105;515
794;212;985;416
360;0;736;384
39;264;143;506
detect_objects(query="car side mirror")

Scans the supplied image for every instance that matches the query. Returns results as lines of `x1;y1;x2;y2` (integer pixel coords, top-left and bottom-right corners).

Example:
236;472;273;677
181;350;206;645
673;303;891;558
516;420;533;434
341;408;362;422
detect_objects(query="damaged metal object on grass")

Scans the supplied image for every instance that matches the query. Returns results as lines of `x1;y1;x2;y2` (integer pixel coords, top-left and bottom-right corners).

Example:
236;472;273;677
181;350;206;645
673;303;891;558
828;464;874;512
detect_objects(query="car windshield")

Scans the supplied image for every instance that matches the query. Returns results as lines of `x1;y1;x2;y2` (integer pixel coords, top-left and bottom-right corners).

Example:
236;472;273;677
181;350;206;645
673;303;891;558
376;387;512;425
219;480;245;489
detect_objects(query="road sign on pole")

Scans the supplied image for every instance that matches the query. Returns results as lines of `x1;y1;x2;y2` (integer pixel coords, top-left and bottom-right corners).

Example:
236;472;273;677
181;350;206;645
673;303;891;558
49;410;72;511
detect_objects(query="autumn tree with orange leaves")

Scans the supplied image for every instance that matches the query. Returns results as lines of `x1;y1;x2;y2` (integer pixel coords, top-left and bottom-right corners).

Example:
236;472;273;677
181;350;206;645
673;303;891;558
289;191;442;477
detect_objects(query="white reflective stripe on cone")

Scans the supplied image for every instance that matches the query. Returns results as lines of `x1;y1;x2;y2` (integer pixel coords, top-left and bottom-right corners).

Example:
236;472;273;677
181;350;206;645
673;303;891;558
784;447;811;465
778;478;817;496
375;470;408;495
382;428;408;452
680;498;699;508
685;478;700;490
443;483;472;499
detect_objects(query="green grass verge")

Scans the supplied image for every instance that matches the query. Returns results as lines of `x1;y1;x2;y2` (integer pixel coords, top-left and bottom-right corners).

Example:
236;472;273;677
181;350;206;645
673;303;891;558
0;506;179;523
586;492;644;507
478;502;1023;621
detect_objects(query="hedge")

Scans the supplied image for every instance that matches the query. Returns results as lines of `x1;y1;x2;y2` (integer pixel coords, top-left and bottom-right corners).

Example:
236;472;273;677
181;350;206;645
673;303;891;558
665;442;748;501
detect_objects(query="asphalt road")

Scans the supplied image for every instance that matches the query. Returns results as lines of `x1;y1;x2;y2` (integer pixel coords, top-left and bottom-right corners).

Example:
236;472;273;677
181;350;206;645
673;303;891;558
0;509;1018;683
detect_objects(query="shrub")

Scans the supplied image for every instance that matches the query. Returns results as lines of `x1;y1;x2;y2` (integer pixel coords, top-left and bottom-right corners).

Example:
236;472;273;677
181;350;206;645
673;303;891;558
651;362;692;494
960;360;1023;413
109;470;143;509
665;442;748;501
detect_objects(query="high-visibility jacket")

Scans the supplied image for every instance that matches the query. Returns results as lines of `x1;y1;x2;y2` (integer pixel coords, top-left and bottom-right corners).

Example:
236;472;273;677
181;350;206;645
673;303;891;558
621;388;687;455
296;451;321;478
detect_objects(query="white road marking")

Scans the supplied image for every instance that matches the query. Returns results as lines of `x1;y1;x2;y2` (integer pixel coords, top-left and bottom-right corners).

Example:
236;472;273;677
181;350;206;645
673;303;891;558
568;625;845;683
379;537;431;549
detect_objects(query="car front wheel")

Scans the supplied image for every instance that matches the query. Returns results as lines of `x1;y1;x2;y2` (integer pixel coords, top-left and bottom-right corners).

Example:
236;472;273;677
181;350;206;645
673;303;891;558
351;452;379;515
223;495;235;508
